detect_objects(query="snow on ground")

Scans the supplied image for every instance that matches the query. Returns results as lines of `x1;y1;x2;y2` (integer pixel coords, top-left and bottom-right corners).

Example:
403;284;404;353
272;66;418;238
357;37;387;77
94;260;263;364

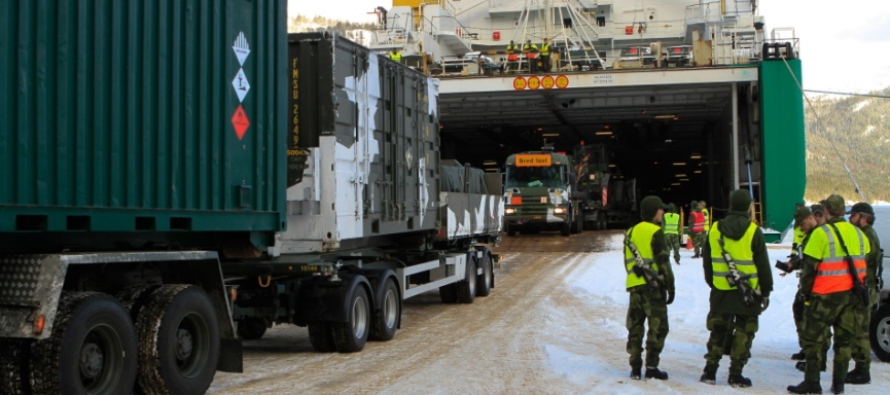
545;233;887;394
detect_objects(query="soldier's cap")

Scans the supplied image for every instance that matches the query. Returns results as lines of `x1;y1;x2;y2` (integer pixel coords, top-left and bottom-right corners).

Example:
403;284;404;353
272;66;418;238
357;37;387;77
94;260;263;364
846;202;874;216
824;194;846;214
640;195;668;220
810;204;825;215
794;206;812;227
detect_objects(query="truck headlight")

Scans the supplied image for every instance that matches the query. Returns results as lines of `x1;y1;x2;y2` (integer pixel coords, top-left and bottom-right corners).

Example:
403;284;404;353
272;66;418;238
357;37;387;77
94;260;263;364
505;208;515;214
554;207;566;214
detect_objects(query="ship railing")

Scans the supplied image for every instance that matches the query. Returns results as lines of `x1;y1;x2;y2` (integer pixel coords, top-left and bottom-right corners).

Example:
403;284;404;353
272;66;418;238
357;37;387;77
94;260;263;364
685;0;754;24
430;15;475;46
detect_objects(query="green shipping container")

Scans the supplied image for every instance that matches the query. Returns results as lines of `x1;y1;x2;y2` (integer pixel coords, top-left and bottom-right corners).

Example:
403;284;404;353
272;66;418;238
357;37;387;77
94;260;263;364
0;0;287;236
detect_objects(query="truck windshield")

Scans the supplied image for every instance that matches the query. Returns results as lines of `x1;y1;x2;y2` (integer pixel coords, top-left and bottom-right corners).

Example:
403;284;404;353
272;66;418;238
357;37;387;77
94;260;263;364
505;165;564;188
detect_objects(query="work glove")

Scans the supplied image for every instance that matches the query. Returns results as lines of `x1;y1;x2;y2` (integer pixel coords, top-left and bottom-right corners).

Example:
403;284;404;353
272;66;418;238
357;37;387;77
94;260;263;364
761;296;770;313
666;289;675;305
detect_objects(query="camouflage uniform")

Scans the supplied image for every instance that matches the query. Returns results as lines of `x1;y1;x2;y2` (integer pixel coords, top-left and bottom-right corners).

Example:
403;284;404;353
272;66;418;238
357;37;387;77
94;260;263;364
850;220;881;378
666;234;681;263
789;199;870;393
700;197;772;383
624;196;675;378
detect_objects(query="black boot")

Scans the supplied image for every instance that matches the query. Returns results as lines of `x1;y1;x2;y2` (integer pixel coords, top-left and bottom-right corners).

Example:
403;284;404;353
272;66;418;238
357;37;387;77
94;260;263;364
630;366;641;380
787;380;823;394
791;350;806;360
699;369;716;385
645;367;668;380
830;378;844;394
844;369;870;384
728;374;752;388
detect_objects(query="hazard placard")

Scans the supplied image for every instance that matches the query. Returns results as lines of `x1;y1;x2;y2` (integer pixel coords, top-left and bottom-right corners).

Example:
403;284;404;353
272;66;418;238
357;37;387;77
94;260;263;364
555;75;569;89
541;75;555;89
527;76;540;90
231;105;250;140
513;77;527;91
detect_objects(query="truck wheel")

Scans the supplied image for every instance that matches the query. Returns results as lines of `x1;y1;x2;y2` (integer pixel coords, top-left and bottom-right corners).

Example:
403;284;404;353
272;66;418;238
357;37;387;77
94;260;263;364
237;318;268;341
136;285;219;395
572;211;583;234
30;292;137;395
506;224;516;236
332;285;370;353
369;279;400;341
439;283;458;304
561;221;571;236
870;303;890;362
1;339;29;394
457;257;477;304
308;323;336;352
475;250;493;297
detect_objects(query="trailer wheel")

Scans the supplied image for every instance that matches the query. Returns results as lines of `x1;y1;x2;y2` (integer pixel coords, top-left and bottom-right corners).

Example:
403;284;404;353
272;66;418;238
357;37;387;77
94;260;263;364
308;323;336;352
439;283;458;304
457;257;477;304
30;292;137;395
1;339;29;394
476;250;494;297
332;285;370;353
237;318;268;341
871;303;890;362
369;279;400;341
136;285;219;395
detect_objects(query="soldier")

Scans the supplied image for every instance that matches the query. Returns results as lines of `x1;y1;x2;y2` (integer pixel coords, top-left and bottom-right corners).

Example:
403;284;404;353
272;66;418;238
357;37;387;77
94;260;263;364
788;195;870;395
845;202;881;385
689;201;706;258
624;195;675;381
700;200;711;233
699;189;772;388
663;203;682;265
523;39;539;73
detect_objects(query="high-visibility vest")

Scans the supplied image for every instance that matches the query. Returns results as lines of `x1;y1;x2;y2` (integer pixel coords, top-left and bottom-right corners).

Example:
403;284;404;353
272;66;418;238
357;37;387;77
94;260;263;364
541;43;551;56
524;44;538;59
709;222;759;291
690;211;705;233
791;226;805;256
624;222;661;289
506;44;519;53
390;52;401;62
703;208;710;230
805;222;869;295
663;213;680;235
506;45;519;61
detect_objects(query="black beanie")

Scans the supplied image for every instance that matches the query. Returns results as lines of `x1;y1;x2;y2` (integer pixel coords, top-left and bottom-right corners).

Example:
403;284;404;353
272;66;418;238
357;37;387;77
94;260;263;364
730;189;753;211
640;195;665;221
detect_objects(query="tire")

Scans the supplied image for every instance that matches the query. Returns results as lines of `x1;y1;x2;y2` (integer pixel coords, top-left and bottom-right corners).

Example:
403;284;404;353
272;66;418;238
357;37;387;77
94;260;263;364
475;250;493;297
457;257;477;304
308;323;336;352
237;318;268;341
0;339;29;394
439;283;458;304
561;220;571;236
506;223;516;237
870;303;890;362
572;210;583;234
30;292;138;395
369;279;400;341
135;285;220;395
331;285;371;353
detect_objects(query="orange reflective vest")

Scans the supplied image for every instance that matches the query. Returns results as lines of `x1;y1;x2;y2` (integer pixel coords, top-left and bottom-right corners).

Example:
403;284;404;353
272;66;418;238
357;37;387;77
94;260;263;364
690;211;705;233
808;223;869;295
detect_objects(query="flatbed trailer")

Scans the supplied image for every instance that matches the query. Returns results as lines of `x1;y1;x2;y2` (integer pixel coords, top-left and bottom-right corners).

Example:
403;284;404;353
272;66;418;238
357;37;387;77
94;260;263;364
0;3;502;394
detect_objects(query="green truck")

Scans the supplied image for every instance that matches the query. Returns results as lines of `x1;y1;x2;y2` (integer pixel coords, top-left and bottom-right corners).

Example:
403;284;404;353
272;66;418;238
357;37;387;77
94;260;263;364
503;146;582;236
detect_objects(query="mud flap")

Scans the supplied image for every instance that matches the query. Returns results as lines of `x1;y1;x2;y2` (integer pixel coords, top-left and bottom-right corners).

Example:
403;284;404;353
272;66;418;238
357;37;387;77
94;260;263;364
217;337;244;372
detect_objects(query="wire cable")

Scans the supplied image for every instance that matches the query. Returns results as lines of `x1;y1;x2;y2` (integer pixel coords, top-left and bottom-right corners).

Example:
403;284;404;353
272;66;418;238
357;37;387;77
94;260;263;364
803;90;890;99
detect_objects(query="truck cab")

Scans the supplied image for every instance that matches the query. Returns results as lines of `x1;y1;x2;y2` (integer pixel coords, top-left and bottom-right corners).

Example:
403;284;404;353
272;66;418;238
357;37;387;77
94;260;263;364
503;147;581;236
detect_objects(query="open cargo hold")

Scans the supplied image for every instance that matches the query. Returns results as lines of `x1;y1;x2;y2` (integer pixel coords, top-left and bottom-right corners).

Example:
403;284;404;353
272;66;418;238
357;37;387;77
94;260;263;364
281;32;501;254
0;0;287;249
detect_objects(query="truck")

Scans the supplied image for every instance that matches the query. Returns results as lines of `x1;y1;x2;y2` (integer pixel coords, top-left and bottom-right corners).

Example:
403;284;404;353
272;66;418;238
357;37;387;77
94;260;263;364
0;3;502;394
502;145;582;237
572;144;640;229
872;256;890;362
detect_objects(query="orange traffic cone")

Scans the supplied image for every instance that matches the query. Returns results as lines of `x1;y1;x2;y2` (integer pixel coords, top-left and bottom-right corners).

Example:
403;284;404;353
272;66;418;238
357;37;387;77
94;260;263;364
686;234;693;250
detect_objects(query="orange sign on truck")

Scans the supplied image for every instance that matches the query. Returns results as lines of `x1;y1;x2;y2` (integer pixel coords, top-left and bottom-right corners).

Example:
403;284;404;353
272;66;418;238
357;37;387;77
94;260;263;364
515;154;552;167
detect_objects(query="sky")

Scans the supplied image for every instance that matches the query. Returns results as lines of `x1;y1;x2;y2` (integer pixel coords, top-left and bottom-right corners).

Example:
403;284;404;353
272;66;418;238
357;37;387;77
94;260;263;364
287;0;890;94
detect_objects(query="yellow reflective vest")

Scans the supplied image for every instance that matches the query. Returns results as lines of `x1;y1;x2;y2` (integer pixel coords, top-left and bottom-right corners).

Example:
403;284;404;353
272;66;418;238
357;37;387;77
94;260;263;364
663;213;680;235
625;222;661;289
804;222;869;295
703;208;710;231
709;222;759;291
541;43;551;56
389;52;402;62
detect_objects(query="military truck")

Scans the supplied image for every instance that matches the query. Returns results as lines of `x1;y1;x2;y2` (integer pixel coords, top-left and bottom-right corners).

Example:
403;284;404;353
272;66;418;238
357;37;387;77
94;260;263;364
0;5;502;393
573;144;640;229
503;145;582;236
871;256;890;362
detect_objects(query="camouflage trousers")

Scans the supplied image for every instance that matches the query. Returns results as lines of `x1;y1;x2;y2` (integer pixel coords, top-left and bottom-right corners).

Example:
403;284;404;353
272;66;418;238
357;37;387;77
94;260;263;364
626;287;669;369
703;312;758;375
799;292;859;383
666;234;681;263
692;232;706;256
793;290;831;355
850;288;879;371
